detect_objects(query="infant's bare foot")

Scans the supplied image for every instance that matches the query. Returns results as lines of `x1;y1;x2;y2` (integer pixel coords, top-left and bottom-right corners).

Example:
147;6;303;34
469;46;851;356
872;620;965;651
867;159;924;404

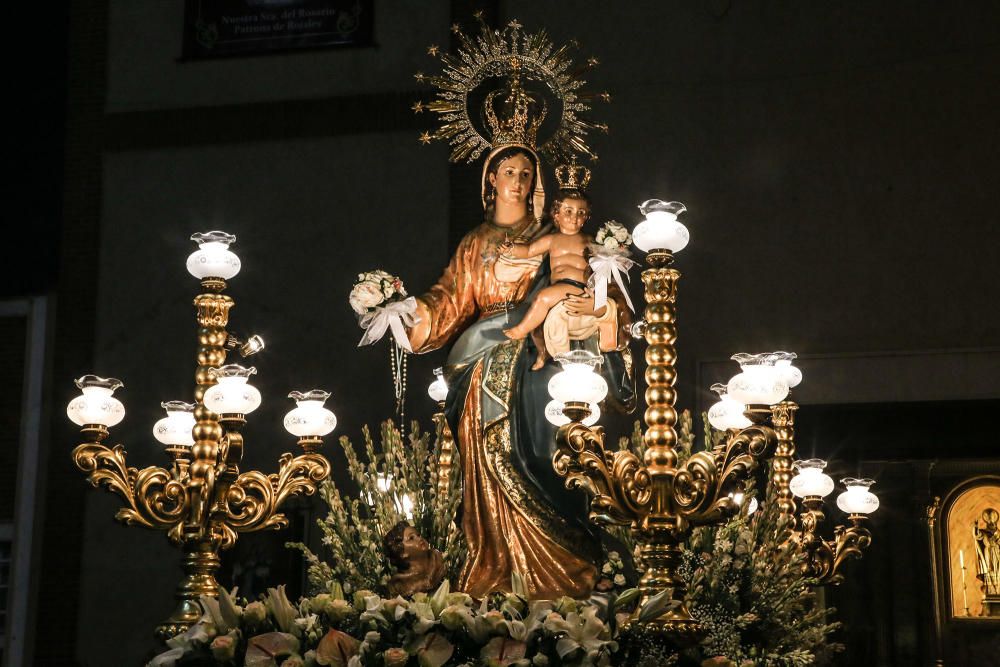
531;356;546;371
504;327;527;340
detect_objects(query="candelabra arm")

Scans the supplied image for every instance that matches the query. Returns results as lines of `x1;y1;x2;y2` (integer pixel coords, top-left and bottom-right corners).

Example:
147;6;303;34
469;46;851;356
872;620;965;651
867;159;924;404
673;424;776;527
822;515;873;585
552;423;652;526
72;428;187;534
217;448;331;540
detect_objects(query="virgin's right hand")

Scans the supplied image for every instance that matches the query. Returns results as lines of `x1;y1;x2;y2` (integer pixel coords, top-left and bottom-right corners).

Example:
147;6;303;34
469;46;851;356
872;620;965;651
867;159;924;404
499;240;515;256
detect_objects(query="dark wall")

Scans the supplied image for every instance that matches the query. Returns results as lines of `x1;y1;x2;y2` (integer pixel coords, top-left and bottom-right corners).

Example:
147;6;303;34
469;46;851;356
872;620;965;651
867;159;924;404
34;1;1000;664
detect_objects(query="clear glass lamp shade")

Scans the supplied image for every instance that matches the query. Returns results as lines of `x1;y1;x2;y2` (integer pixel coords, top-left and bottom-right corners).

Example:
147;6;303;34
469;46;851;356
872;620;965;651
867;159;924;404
629;320;647;339
746;497;759;516
544;399;601;427
789;458;835;498
726;352;790;405
186;231;241;280
428;367;448;403
153;401;196;446
203;365;261;414
707;383;751;430
632;200;689;253
837;478;879;514
547;350;608;404
66;375;125;427
283;390;336;437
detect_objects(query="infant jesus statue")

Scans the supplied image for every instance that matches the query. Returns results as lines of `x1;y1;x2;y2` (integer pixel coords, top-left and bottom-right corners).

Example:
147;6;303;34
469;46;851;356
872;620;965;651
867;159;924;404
501;166;619;369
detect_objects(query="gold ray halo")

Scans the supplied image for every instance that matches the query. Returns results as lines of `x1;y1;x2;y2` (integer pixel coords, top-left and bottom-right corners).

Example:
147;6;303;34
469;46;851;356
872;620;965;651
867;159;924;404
413;18;610;164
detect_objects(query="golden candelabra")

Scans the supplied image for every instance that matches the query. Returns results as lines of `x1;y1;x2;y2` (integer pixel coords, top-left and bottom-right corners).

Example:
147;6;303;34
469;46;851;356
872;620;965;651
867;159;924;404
68;232;333;640
549;201;877;646
772;404;875;586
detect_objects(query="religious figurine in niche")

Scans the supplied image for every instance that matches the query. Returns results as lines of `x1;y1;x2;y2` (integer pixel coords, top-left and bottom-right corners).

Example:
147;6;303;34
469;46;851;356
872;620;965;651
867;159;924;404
974;507;1000;614
500;164;620;369
401;24;635;600
383;521;446;597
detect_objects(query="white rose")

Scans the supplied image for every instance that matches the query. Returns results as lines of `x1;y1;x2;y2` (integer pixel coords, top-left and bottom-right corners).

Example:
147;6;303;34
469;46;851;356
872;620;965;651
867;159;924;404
595;229;607;244
613;227;630;243
350;281;385;313
603;237;619;250
613;574;626;586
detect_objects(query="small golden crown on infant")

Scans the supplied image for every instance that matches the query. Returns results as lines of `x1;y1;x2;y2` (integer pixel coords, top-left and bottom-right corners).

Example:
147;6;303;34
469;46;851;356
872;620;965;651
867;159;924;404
554;162;592;191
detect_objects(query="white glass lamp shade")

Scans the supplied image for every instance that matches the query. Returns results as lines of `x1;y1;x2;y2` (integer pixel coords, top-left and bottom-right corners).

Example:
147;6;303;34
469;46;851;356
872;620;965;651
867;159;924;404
186;231;241;280
395;493;415;521
548;350;608;404
789;459;835;498
362;473;393;506
707;383;752;430
726;352;790;405
283;390;336;437
773;351;802;389
837;478;879;515
632;200;689;254
67;375;125;427
428;367;448;403
203;365;261;415
544;399;601;427
153;401;196;446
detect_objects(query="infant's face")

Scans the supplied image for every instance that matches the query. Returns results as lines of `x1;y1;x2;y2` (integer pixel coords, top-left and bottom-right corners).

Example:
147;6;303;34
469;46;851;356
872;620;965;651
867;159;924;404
553;198;590;235
400;526;430;560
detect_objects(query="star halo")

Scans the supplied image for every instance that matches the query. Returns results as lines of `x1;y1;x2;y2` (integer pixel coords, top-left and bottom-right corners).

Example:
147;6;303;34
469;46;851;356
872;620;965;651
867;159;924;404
413;18;610;164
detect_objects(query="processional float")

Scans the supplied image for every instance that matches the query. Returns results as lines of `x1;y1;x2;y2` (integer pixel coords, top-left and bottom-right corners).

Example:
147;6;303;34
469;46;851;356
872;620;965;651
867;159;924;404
67;15;878;655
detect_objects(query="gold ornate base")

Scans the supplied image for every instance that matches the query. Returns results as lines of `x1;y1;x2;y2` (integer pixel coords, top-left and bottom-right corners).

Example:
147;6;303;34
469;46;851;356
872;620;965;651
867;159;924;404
619;617;705;665
154;599;205;641
154;542;223;640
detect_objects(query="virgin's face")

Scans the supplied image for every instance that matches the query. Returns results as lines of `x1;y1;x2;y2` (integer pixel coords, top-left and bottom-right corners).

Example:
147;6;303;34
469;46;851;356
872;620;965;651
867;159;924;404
489;154;535;206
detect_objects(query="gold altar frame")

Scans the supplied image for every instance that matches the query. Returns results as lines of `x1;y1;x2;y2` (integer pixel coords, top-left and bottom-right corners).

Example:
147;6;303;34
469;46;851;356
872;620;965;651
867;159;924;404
926;474;1000;666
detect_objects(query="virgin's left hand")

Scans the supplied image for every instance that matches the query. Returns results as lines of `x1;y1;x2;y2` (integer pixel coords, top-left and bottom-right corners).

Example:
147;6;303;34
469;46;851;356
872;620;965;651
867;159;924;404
564;288;607;317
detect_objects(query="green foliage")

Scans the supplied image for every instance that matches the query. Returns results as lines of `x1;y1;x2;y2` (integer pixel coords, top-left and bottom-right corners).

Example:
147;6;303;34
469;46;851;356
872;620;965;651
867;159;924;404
619;412;842;666
288;419;465;595
677;417;842;666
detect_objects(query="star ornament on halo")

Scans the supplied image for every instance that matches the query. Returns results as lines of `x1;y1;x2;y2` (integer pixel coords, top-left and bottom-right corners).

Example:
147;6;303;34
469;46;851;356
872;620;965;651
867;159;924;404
427;44;440;57
418;132;433;145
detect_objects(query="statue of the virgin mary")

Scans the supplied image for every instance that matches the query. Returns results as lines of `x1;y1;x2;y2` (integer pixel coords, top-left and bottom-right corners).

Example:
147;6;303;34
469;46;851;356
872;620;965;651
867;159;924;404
405;20;635;600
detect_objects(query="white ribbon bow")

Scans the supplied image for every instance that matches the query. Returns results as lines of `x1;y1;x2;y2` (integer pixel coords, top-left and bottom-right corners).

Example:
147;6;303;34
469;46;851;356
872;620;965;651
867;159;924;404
588;249;636;313
358;297;420;352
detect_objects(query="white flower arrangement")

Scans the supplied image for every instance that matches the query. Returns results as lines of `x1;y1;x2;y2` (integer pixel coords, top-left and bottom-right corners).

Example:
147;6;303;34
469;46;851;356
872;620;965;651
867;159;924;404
596;550;629;593
588;222;637;312
349;270;408;315
593;221;632;252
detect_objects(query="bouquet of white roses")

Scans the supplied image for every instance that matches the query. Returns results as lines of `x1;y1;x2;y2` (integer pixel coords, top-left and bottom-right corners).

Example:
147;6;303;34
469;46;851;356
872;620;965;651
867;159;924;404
589;221;636;312
350;270;418;352
350;270;407;315
593;220;632;252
